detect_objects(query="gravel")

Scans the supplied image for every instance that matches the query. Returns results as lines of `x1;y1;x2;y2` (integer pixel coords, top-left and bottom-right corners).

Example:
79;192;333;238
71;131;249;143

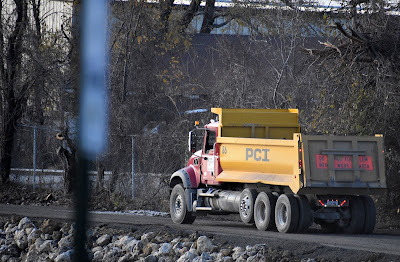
0;217;321;262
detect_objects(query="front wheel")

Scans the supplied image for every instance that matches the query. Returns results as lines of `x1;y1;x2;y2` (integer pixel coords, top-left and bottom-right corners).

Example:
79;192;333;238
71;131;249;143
170;184;195;224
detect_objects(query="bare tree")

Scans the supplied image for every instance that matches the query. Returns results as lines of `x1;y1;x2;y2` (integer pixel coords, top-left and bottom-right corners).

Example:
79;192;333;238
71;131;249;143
0;0;29;184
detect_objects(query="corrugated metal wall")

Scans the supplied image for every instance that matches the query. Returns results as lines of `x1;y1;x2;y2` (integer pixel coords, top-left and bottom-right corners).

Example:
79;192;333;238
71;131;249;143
2;0;73;33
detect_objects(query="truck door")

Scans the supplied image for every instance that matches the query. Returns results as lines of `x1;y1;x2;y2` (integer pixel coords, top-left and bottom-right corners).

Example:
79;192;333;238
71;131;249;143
201;130;219;185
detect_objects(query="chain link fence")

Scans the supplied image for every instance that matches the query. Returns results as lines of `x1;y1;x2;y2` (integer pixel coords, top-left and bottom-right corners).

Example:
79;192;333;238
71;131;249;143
9;124;189;208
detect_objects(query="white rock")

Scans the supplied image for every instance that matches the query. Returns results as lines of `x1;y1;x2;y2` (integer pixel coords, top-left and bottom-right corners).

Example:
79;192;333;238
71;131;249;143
114;235;133;248
117;253;132;262
27;229;41;244
14;229;28;249
35;237;45;250
177;250;197;262
58;235;72;249
141;232;155;245
103;247;123;262
170;237;181;246
96;234;112;247
38;240;52;253
93;250;104;261
232;247;245;261
5;225;16;235
197;236;214;254
91;246;103;253
193;252;213;262
158;243;172;255
49;252;57;260
54;250;73;262
18;217;34;230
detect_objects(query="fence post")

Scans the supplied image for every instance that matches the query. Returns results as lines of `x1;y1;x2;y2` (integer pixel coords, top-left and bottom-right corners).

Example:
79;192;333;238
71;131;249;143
33;126;37;190
132;136;135;200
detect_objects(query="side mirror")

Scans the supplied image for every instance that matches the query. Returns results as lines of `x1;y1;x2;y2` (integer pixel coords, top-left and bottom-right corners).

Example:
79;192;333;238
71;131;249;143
188;130;197;153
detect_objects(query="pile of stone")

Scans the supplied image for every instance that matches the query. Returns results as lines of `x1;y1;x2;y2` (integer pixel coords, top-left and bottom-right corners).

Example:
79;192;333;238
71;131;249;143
0;217;315;262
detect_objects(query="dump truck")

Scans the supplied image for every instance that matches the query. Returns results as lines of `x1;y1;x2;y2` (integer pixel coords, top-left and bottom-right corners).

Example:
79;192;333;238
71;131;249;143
169;108;386;233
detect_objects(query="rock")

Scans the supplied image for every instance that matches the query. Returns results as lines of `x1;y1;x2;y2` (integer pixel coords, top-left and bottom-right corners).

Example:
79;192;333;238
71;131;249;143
114;235;133;248
40;219;60;234
18;217;35;230
232;247;245;261
92;250;104;262
43;233;52;240
117;253;132;262
1;255;11;262
220;257;234;262
141;232;156;245
170;237;181;246
52;231;63;242
35;238;45;250
5;225;17;236
38;240;52;253
27;229;42;245
142;244;152;256
54;250;73;262
59;224;70;235
14;230;28;250
193;252;212;262
103;247;123;262
92;246;103;253
220;248;233;256
177;250;197;262
197;236;214;254
23;249;40;262
122;239;141;253
67;224;75;235
282;250;291;257
96;234;112;247
141;255;157;262
0;244;19;257
49;252;57;260
155;231;172;243
158;243;173;255
58;235;73;253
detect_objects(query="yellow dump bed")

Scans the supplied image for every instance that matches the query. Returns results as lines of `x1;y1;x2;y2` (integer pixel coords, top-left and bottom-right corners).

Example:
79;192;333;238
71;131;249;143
212;108;387;195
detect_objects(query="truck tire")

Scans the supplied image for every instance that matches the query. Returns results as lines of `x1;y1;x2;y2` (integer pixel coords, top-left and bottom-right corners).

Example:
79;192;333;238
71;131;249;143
254;192;277;231
275;194;299;233
343;196;365;234
361;195;376;234
170;184;195;224
295;194;313;233
239;188;258;225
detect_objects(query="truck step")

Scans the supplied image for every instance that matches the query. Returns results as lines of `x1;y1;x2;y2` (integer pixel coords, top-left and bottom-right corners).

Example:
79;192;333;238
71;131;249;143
194;207;213;211
198;193;215;197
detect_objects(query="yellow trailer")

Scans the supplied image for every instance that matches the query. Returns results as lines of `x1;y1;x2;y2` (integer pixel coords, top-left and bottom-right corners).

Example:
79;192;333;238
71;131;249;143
169;108;387;234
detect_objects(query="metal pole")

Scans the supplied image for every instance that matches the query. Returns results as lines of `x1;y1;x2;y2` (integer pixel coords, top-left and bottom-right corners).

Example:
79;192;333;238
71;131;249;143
132;136;135;200
75;0;109;261
33;126;37;190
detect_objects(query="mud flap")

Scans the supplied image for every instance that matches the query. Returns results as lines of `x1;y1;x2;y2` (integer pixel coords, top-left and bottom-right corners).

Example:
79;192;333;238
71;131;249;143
185;188;197;212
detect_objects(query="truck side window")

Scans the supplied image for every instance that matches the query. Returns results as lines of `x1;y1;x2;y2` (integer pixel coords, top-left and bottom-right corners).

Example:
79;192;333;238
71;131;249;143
205;131;216;154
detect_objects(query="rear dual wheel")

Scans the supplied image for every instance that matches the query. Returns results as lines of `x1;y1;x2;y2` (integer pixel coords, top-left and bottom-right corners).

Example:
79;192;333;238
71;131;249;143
275;194;300;233
274;194;312;233
254;192;277;231
343;195;376;234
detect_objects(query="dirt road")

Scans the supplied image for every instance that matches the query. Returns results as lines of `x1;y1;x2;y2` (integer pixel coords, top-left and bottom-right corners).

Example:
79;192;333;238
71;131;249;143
1;203;400;260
